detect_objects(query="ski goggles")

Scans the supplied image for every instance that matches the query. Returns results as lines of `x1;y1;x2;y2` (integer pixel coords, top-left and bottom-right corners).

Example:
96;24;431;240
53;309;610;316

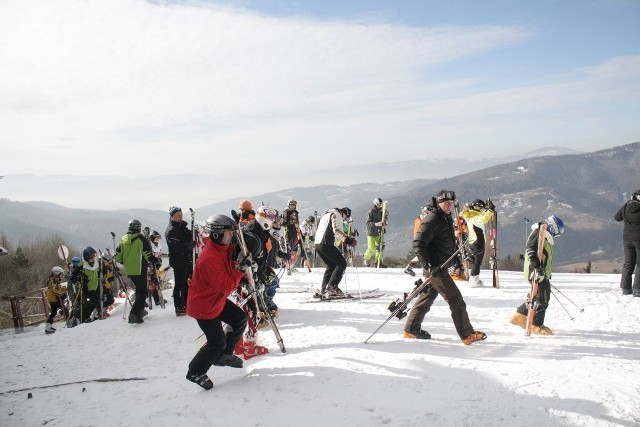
436;190;456;203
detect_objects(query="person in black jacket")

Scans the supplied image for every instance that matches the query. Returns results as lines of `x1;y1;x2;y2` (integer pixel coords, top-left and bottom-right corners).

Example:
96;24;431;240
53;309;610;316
403;190;486;345
615;189;640;296
165;206;194;316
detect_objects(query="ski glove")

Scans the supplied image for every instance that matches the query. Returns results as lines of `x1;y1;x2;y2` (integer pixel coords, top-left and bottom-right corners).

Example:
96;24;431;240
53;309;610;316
344;237;357;247
529;266;545;283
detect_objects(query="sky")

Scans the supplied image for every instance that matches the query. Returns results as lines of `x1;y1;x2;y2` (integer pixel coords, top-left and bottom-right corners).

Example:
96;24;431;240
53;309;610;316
1;269;638;426
0;0;639;181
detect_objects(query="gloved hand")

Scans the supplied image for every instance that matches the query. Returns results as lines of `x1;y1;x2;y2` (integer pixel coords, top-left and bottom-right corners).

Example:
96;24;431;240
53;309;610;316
529;266;545;283
344;237;357;247
486;199;496;211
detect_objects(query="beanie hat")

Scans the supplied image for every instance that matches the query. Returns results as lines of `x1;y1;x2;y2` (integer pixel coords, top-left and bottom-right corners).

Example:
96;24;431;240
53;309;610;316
169;206;182;217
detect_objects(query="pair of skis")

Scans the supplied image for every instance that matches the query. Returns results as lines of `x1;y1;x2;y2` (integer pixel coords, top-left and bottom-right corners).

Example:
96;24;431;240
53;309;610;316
487;198;499;288
525;223;547;336
303;288;386;303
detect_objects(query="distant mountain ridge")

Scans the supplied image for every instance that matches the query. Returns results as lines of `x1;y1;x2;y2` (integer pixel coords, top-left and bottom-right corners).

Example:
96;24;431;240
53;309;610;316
0;143;636;267
0;146;582;210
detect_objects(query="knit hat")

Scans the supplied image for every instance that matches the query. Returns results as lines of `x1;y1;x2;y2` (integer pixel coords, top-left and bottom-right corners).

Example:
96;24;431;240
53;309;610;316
169;206;182;217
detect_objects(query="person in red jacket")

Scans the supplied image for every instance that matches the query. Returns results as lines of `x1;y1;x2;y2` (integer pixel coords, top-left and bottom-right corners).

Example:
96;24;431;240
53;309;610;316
185;214;248;390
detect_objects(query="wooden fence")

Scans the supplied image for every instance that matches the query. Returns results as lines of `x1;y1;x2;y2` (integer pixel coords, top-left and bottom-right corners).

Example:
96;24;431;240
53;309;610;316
0;288;51;331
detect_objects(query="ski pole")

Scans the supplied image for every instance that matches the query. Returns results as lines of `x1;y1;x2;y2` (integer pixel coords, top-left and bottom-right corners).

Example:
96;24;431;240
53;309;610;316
550;291;575;321
551;284;585;313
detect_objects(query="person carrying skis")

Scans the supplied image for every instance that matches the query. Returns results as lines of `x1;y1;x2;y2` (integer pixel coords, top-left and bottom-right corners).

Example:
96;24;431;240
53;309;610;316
403;190;486;345
116;219;155;324
165;206;194;316
70;247;102;323
363;198;388;268
460;199;495;287
314;207;356;297
45;266;68;334
510;215;565;335
148;230;167;306
186;215;247;390
614;189;640;296
281;199;305;269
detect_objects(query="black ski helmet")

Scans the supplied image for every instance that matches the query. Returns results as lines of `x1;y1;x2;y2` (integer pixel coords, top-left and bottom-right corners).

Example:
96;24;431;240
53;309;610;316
204;215;238;244
150;230;161;241
373;197;383;207
128;219;142;233
340;207;352;219
471;199;486;210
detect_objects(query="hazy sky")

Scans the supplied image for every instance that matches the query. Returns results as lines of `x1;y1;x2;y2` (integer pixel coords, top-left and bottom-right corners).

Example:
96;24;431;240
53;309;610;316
1;0;639;179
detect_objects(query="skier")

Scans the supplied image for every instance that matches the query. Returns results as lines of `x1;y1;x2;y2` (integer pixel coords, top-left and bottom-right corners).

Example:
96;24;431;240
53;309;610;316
363;198;388;268
301;215;316;241
510;215;565;335
314;207;356;297
45;266;68;334
301;215;317;265
238;199;256;224
404;206;428;276
403;190;487;345
460;199;495;287
70;247;102;323
115;219;155;324
249;206;287;315
186;215;247;390
165;206;194;316
614;189;640;296
281;199;305;269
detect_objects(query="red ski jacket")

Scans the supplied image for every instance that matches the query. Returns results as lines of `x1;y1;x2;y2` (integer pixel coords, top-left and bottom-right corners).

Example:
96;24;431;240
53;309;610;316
187;239;244;320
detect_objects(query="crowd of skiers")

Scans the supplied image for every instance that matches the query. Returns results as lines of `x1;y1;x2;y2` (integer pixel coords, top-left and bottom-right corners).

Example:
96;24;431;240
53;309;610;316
41;187;640;389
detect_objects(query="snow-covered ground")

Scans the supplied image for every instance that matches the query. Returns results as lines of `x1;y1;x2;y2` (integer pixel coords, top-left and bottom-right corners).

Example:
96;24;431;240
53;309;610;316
1;269;638;427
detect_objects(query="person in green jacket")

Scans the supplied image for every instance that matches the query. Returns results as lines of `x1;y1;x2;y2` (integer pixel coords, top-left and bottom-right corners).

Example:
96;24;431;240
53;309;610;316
69;247;101;323
510;215;565;335
115;219;155;324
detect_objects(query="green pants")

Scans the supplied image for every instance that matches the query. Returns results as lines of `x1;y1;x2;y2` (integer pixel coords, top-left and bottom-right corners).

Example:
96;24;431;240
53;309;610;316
363;236;382;262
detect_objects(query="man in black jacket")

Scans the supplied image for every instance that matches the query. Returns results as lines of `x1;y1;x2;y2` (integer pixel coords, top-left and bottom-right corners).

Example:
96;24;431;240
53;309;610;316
403;190;486;345
615;189;640;296
165;206;194;316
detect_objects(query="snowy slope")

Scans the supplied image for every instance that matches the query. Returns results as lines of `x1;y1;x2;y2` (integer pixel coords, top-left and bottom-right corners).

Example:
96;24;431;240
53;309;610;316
0;269;638;427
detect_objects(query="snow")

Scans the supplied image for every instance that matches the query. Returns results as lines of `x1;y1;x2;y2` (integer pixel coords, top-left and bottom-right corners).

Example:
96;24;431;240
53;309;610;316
1;269;639;427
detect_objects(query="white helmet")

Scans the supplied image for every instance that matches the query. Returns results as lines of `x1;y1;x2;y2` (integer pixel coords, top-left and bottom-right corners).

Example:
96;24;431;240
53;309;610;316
51;266;65;276
256;206;280;231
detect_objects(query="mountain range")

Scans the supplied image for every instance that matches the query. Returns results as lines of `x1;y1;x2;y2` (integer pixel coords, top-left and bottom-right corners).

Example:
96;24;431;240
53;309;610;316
1;142;637;270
